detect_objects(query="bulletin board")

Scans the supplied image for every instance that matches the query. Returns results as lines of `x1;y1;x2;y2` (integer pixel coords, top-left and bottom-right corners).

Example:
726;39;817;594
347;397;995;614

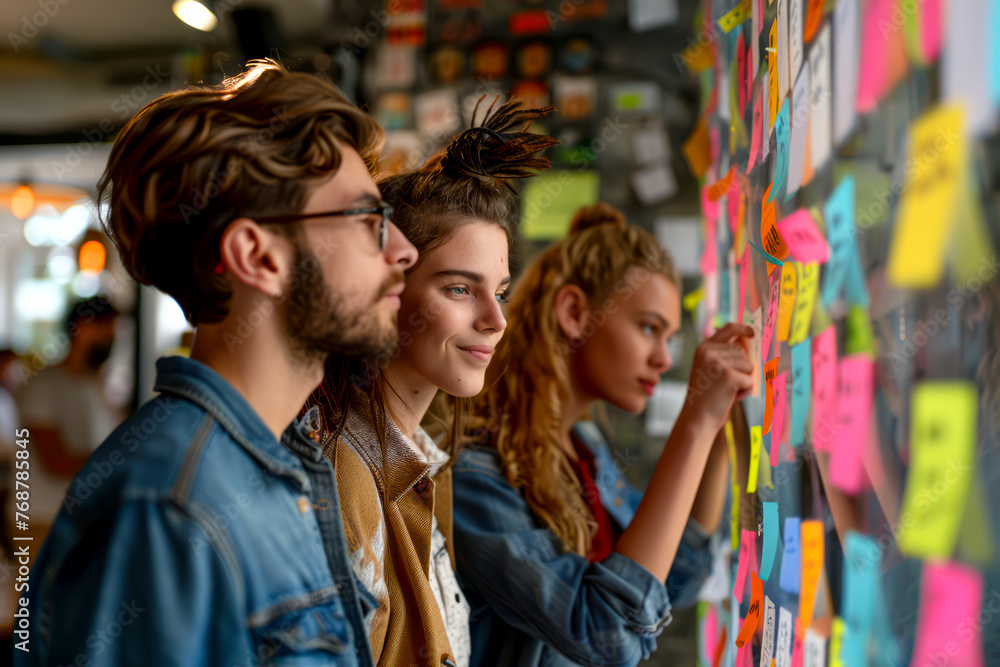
684;0;1000;666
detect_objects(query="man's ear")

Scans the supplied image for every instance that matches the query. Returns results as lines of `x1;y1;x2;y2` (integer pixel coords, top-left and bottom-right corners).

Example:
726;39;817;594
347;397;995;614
218;218;291;299
554;284;590;341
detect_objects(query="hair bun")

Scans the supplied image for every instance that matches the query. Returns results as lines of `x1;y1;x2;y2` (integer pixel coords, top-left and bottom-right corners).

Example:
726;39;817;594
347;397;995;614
440;97;559;193
568;202;626;234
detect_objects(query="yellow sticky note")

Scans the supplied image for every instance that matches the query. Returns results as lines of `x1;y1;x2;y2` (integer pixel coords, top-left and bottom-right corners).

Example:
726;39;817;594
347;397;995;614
898;381;978;558
799;519;824;636
777;262;798;342
725;421;738;487
731;483;741;551
759;442;774;489
829;617;845;667
887;105;967;287
719;0;752;32
748;425;762;493
788;262;818;346
521;170;599;240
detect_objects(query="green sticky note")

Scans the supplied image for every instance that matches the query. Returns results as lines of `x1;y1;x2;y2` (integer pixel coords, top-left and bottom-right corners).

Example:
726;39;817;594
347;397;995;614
520;170;600;240
898;382;978;558
844;304;875;356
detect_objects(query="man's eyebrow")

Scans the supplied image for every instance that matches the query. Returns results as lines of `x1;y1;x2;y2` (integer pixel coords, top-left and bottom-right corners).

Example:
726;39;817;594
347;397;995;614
434;270;512;287
350;192;382;206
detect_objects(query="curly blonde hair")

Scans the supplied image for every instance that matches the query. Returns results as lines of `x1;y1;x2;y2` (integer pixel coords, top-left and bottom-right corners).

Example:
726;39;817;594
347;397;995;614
472;202;680;556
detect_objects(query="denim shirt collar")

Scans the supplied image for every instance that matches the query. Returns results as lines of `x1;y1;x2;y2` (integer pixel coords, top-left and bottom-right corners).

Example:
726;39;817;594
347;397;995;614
571;420;637;529
153;356;310;492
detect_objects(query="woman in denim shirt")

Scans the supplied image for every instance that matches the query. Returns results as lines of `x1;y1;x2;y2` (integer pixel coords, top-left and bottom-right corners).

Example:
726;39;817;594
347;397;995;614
452;204;755;666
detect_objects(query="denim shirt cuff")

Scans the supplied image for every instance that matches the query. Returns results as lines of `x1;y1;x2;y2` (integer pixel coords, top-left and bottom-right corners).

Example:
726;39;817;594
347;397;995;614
600;551;673;636
683;517;712;549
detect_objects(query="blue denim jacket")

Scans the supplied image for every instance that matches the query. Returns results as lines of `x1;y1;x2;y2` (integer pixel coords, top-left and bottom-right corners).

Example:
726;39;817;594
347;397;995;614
17;356;376;667
451;421;714;667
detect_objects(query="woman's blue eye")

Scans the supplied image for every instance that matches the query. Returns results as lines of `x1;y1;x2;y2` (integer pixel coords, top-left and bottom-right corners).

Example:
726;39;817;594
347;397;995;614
447;287;469;296
641;324;657;335
496;291;510;303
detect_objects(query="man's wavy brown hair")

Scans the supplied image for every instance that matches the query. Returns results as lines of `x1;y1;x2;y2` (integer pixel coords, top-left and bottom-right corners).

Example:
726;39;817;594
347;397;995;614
307;97;558;461
97;59;384;325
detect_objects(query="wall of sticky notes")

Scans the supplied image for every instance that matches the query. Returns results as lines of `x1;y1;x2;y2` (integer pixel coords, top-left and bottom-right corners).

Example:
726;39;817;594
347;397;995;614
685;1;1000;666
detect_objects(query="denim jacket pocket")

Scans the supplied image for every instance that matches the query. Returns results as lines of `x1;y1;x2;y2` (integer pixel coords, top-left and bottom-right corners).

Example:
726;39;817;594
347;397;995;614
248;586;354;662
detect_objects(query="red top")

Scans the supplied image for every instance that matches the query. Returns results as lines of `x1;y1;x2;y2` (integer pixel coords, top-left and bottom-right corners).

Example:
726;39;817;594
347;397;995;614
569;437;618;563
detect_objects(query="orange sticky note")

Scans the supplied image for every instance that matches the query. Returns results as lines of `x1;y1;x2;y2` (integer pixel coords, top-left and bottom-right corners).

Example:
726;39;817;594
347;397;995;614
768;20;779;128
683;116;712;178
763;357;780;435
798;520;824;637
736;571;765;648
803;0;825;42
707;166;737;201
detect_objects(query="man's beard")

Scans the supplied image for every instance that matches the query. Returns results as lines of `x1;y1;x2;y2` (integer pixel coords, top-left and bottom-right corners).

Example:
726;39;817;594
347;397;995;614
284;243;400;367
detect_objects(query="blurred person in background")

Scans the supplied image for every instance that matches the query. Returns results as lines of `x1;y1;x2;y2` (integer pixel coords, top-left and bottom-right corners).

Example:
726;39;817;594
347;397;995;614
13;297;122;542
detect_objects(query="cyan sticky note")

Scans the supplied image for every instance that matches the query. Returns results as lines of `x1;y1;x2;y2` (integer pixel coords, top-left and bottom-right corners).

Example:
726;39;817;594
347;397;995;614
761;502;780;581
821;176;855;309
780;517;801;593
720;267;731;323
994;0;1000;104
842;532;878;666
768;98;791;204
790;338;811;448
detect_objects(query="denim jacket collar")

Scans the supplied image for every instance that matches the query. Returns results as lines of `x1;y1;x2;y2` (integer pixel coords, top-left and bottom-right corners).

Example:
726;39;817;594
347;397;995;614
153;355;310;492
571;420;637;529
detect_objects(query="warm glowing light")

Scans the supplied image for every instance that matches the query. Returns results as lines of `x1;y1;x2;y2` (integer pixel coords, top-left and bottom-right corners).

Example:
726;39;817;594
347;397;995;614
79;240;107;274
11;185;35;219
172;0;218;31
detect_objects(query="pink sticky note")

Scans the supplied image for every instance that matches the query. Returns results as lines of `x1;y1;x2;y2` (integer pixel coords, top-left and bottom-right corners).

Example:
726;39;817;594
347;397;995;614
737;33;748;112
811;326;837;452
701;184;720;221
911;562;985;667
921;0;943;62
702;604;718;663
790;631;805;667
738;246;750;325
709;124;720;165
776;209;830;263
771;372;788;466
763;267;781;360
745;37;754;112
736;641;754;667
830;355;875;494
700;216;718;275
747;90;764;173
734;528;757;601
856;0;895;112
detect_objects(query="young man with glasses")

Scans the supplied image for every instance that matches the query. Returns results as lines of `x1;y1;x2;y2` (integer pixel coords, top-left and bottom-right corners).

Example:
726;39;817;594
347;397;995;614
17;61;416;666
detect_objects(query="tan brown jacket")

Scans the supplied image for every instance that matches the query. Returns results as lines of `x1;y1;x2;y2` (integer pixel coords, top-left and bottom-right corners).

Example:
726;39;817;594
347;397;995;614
322;399;457;667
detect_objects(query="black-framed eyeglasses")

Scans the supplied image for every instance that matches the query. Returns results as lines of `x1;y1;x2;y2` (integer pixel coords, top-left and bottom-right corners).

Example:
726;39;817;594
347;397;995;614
255;204;394;251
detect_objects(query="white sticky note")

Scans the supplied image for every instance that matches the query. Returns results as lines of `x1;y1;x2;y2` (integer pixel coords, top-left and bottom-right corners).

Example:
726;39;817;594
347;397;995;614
833;0;859;145
809;23;833;171
778;0;790;99
631;164;679;204
655;216;701;276
776;606;794;667
785;63;810;198
788;0;804;93
633;125;671;165
761;596;777;667
942;0;997;136
804;628;827;667
762;67;772;162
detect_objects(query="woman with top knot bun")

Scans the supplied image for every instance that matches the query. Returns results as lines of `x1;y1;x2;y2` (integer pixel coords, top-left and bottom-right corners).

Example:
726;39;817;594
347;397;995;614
302;97;558;667
451;201;756;666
